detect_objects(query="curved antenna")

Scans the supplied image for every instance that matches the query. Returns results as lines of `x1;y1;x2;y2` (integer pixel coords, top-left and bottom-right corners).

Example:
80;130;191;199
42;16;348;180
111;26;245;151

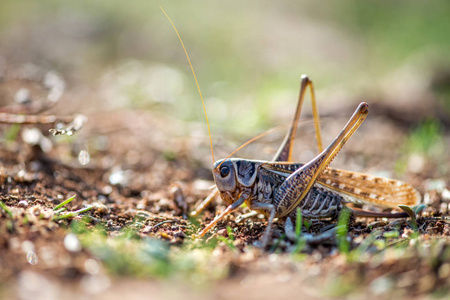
160;6;215;163
216;122;297;170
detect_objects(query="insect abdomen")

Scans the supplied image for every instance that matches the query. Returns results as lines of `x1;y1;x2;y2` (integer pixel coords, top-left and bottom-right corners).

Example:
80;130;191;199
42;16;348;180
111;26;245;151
288;186;343;219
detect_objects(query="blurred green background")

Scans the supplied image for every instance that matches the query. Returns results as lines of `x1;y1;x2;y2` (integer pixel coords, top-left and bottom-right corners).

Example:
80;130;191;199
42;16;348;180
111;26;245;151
1;0;449;143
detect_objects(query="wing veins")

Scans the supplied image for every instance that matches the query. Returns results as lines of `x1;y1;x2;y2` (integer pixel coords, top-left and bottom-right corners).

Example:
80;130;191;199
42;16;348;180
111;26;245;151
262;163;419;208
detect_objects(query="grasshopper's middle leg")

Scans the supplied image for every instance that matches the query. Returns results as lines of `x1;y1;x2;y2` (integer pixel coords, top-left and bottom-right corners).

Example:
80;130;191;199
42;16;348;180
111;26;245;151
273;75;323;162
247;201;276;248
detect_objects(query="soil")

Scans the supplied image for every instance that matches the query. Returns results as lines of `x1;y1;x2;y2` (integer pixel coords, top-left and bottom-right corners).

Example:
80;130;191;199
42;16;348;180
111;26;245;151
1;67;450;300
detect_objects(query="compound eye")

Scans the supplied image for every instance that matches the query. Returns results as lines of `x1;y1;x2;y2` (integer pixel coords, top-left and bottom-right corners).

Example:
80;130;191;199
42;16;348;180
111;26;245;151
220;165;230;178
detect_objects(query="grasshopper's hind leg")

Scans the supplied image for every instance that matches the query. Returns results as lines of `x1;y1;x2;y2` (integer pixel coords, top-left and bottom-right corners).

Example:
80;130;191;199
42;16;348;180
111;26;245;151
275;103;369;218
273;75;323;162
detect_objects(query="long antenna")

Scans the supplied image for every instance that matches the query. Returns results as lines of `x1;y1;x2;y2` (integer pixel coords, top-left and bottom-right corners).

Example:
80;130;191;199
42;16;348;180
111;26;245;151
217;123;291;169
160;6;215;163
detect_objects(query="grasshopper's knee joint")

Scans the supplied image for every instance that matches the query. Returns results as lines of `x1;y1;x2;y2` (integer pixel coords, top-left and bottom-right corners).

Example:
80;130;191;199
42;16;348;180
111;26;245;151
300;75;312;88
300;74;311;84
358;102;369;113
300;74;310;80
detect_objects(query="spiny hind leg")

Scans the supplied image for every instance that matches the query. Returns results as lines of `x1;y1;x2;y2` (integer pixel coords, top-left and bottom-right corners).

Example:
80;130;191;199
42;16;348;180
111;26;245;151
273;75;324;162
274;103;369;218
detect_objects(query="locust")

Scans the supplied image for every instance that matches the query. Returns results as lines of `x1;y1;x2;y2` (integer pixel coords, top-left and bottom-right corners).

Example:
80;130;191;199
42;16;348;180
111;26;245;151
190;76;420;246
161;7;420;247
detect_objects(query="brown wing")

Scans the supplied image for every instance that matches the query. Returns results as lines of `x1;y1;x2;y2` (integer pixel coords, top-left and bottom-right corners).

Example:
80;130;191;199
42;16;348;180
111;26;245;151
262;162;420;209
318;168;420;208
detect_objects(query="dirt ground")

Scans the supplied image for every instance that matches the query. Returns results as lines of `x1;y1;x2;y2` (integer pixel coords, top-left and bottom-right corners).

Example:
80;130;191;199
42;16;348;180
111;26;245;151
0;63;450;300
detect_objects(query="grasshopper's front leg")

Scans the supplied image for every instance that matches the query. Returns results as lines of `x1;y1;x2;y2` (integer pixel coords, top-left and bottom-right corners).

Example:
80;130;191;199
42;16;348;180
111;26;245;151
194;194;247;238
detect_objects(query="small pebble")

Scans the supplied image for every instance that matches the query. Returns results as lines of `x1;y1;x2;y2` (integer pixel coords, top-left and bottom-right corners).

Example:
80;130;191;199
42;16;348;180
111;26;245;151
102;185;113;195
92;203;109;215
142;226;152;234
368;221;386;229
18;200;28;208
27;251;38;265
216;228;228;238
173;231;186;239
64;233;82;252
389;219;406;228
443;189;450;201
84;259;100;275
78;150;90;166
21;240;35;253
17;170;26;178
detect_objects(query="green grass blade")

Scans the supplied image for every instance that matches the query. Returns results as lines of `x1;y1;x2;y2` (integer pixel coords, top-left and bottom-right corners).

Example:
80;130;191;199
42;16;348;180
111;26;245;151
295;208;302;238
226;226;235;241
53;195;76;211
0;200;13;217
271;233;286;253
53;207;67;215
55;206;93;220
216;236;236;251
337;208;351;254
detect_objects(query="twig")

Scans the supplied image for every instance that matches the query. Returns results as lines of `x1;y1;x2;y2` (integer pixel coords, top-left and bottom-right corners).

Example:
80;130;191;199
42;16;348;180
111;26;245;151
152;220;176;231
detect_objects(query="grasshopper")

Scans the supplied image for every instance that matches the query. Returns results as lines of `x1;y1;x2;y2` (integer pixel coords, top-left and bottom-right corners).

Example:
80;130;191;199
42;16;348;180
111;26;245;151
160;7;420;247
191;76;420;246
